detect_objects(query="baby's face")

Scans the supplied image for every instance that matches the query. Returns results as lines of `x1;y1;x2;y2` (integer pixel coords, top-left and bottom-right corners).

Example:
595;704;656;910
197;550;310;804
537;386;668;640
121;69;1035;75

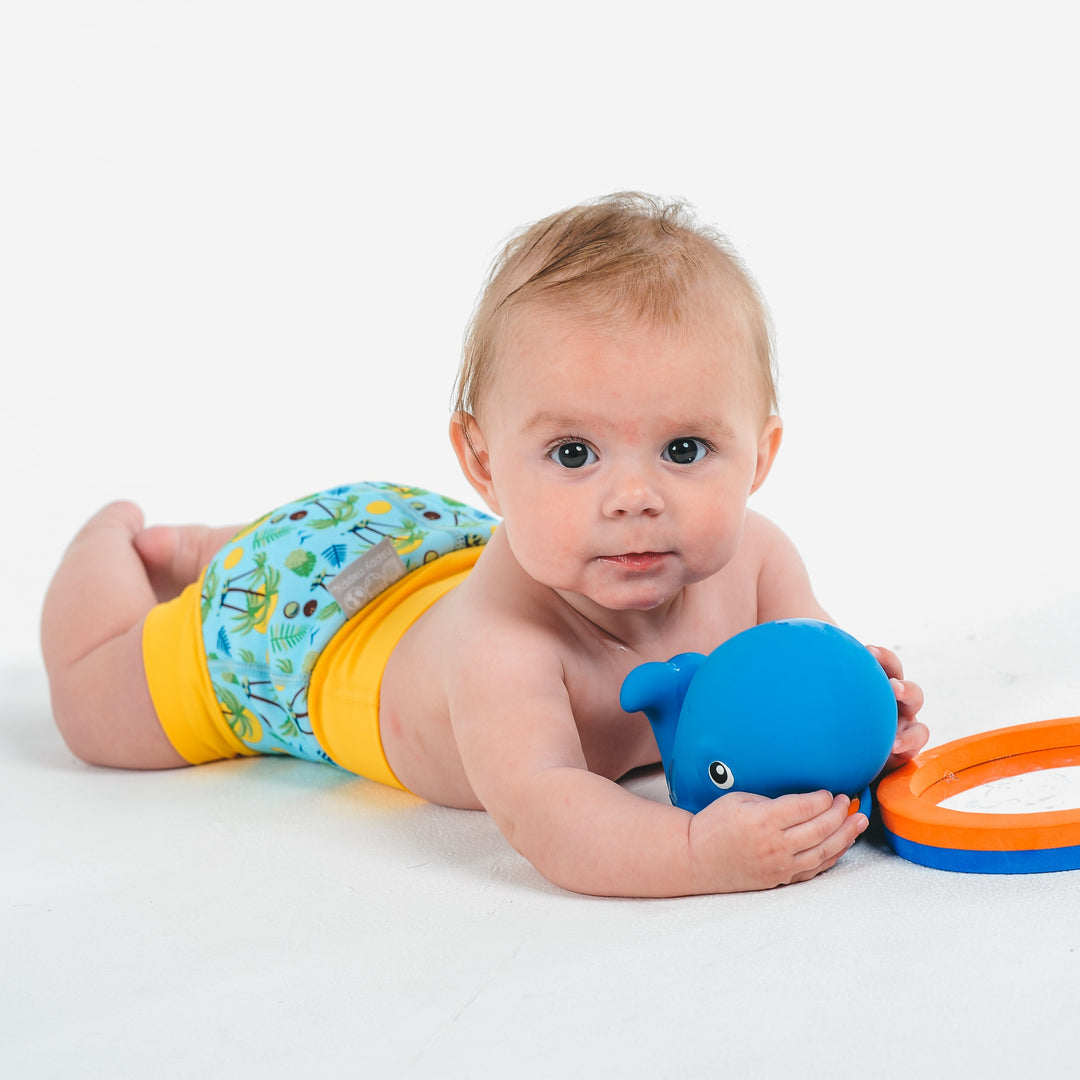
469;300;779;614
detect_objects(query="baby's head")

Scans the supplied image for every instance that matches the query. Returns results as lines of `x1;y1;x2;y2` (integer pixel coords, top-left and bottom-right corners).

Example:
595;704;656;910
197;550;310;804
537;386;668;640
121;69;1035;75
451;195;784;611
453;192;777;430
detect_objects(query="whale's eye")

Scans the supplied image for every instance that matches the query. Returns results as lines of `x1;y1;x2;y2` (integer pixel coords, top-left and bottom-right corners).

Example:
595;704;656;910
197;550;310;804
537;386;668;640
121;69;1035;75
709;761;735;790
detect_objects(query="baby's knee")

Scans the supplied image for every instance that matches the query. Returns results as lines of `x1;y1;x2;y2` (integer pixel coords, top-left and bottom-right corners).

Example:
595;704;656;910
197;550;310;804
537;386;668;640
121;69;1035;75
46;669;109;766
44;630;187;770
48;677;184;770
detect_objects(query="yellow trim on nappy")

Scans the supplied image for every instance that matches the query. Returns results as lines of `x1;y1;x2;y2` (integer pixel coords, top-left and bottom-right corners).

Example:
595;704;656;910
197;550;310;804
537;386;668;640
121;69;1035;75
142;546;483;785
143;575;259;765
308;546;483;790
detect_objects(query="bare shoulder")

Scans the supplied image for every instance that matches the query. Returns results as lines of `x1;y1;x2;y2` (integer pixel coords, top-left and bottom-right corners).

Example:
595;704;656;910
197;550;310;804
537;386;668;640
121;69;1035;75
379;546;579;807
742;510;830;623
730;509;801;583
407;537;580;725
742;508;798;556
430;573;596;811
435;532;579;659
435;562;574;700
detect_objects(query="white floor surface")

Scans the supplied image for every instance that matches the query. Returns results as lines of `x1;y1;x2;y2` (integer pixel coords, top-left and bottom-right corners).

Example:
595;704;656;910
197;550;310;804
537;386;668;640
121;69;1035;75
5;593;1080;1079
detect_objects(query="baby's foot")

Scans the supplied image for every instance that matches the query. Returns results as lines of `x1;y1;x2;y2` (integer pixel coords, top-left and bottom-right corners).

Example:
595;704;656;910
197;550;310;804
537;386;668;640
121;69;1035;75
134;523;238;603
71;500;145;543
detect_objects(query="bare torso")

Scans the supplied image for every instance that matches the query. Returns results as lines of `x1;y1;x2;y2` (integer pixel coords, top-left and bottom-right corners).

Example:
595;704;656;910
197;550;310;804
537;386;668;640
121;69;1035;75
378;518;767;808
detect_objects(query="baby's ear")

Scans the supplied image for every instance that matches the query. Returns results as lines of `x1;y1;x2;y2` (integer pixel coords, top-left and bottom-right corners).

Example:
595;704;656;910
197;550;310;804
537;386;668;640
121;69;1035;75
449;412;501;515
750;414;783;494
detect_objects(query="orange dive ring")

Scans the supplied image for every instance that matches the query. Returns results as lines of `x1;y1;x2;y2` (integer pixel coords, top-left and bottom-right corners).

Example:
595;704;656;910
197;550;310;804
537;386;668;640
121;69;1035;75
877;717;1080;873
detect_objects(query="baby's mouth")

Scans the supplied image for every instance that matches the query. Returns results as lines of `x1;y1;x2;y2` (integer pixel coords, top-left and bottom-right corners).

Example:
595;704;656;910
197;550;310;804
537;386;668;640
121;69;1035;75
598;552;670;571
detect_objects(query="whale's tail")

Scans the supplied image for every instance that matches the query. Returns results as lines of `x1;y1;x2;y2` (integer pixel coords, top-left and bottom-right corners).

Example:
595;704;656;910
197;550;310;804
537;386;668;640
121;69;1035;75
619;652;705;769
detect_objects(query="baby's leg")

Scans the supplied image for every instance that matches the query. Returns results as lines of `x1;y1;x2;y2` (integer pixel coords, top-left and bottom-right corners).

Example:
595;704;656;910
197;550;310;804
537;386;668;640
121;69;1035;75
41;503;235;769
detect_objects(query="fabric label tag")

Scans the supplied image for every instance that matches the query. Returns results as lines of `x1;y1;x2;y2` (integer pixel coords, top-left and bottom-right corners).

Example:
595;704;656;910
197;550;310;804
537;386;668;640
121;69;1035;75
327;538;408;618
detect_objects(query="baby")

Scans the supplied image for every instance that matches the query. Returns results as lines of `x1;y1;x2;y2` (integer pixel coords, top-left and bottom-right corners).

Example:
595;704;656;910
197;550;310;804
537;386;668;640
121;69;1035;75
41;193;927;897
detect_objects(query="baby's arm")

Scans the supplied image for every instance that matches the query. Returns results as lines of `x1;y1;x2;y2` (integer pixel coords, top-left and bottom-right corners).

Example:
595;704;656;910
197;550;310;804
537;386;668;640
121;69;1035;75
751;512;929;768
448;629;865;897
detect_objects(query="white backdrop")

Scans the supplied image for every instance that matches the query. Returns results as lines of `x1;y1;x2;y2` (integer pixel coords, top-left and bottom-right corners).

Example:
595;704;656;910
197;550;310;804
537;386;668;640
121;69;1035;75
3;0;1078;675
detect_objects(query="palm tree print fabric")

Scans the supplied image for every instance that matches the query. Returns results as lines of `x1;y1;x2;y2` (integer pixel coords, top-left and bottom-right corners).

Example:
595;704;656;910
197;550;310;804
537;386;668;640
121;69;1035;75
199;481;497;764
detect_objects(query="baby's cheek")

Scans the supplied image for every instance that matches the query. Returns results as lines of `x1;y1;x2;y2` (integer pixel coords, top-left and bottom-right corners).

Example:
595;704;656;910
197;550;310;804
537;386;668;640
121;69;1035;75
688;522;742;575
504;519;578;586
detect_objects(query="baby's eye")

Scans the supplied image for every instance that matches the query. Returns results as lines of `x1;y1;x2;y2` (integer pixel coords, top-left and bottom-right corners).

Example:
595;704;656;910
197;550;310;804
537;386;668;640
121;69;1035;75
662;438;709;465
550;442;597;469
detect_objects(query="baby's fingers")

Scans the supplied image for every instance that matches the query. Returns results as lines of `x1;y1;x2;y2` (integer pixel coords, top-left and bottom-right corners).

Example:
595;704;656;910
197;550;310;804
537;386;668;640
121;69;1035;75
886;718;931;770
768;788;838;829
787;800;868;881
867;644;903;681
891;676;924;720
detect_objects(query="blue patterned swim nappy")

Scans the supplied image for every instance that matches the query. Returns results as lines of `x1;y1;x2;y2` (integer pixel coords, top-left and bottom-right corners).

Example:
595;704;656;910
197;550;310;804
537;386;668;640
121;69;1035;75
199;481;497;765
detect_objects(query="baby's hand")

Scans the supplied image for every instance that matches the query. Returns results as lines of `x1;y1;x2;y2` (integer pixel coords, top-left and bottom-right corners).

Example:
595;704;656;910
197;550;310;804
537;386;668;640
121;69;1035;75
687;790;867;892
867;645;928;772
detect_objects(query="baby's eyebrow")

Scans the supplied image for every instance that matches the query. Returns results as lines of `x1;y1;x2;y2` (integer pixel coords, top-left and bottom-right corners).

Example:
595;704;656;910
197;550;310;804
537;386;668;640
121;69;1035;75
521;409;739;441
521;410;586;433
673;417;739;441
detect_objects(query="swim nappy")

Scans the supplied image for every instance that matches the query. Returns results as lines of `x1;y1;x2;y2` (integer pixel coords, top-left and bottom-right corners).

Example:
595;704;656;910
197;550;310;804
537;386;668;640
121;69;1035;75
142;481;497;788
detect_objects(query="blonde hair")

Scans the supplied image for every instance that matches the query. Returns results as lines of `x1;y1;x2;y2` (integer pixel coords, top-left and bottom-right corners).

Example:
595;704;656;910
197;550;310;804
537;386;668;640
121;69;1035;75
453;192;777;419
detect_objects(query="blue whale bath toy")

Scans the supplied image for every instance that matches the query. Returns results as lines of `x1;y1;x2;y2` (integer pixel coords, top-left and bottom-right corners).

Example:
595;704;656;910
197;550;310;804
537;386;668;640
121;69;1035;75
619;619;897;815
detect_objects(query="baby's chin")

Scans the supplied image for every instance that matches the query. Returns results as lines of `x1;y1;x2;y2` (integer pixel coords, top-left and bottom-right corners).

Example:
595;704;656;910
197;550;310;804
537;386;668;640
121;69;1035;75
590;567;729;618
561;580;687;618
534;556;715;618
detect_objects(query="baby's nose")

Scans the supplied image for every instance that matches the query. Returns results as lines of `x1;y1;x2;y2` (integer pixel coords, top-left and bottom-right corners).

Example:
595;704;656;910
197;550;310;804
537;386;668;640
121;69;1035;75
602;471;665;517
